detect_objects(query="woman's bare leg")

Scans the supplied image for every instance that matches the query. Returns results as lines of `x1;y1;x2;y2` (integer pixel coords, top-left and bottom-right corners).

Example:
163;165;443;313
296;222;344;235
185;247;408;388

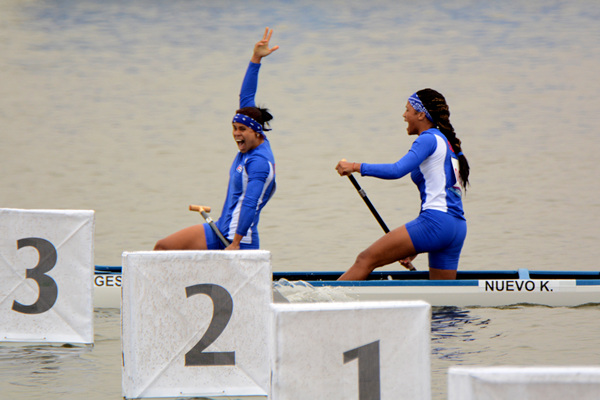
338;225;417;280
154;224;208;250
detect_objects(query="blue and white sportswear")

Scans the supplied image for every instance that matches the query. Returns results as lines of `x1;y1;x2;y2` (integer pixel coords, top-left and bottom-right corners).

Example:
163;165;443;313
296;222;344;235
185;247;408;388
209;61;276;248
360;128;466;270
360;128;464;219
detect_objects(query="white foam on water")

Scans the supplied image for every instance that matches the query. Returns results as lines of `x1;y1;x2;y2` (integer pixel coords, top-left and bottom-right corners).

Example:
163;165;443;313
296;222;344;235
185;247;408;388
272;279;357;302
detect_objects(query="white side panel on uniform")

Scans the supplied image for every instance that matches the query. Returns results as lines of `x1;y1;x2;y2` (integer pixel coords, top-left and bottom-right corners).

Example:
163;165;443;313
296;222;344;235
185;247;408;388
271;301;431;400
121;250;272;399
0;208;95;344
448;366;600;400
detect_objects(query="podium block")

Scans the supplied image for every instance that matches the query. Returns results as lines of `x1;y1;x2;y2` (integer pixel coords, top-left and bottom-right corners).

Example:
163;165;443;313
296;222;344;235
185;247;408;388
271;301;431;400
0;208;95;344
121;250;272;399
448;366;600;400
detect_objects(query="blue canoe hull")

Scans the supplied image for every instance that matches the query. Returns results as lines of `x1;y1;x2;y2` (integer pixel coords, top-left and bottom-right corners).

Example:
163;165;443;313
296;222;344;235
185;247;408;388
94;267;600;308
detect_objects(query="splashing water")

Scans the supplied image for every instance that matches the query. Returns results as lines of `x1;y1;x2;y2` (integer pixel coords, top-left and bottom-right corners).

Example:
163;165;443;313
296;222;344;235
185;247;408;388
273;279;358;303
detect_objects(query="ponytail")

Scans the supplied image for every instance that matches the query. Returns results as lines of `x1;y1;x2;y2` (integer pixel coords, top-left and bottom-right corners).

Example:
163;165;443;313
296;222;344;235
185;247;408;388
236;106;273;132
417;88;470;190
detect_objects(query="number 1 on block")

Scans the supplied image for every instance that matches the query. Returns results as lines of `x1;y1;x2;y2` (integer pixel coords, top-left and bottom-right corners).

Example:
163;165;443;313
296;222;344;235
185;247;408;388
344;341;381;400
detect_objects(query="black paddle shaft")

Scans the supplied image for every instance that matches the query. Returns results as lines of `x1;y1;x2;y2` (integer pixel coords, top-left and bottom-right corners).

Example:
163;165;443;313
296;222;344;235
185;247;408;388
348;174;390;233
347;174;416;271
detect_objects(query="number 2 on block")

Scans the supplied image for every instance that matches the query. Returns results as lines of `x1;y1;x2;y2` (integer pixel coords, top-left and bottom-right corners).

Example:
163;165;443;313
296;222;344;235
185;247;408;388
344;340;381;400
184;284;236;366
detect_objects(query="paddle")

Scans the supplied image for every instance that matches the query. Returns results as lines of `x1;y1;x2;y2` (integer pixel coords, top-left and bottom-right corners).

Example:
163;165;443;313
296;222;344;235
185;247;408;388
347;174;391;234
342;162;416;271
189;205;231;247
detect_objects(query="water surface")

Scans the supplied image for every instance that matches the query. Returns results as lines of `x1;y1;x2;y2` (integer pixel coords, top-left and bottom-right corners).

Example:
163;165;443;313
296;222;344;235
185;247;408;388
1;0;599;398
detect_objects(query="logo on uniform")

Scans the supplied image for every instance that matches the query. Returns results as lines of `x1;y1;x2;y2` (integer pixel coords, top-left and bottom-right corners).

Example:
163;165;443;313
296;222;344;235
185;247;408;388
236;165;243;173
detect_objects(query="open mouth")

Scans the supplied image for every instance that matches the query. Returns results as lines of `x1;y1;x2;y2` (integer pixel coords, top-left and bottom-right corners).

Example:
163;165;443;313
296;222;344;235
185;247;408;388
235;138;246;149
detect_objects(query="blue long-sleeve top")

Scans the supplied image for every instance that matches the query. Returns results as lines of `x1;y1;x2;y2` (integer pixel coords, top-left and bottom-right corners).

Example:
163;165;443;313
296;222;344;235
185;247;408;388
360;128;464;219
215;62;276;245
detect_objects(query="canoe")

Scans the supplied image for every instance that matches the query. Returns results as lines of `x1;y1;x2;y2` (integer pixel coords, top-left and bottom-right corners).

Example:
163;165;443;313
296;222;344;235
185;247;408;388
93;266;600;308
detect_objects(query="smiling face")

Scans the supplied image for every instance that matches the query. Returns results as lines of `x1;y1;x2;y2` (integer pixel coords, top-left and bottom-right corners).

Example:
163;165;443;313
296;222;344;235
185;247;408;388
403;101;433;136
232;122;263;153
403;101;421;136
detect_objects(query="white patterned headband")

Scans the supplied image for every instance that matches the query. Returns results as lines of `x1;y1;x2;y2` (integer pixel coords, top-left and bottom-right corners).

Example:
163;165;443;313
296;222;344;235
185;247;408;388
408;93;434;123
232;113;264;136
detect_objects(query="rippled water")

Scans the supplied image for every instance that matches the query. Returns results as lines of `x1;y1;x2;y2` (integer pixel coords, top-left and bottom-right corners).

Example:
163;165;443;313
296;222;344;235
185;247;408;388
2;0;600;398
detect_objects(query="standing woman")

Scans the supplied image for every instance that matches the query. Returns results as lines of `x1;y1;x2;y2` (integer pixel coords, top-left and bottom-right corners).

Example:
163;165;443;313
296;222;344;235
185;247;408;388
154;28;278;251
335;89;469;280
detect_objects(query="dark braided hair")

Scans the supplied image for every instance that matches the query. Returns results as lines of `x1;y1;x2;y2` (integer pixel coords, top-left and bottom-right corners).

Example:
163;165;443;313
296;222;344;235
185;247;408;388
236;106;273;132
417;88;470;190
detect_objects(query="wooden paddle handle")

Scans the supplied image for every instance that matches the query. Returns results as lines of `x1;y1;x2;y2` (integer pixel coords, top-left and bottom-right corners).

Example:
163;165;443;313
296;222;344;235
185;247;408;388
189;204;211;213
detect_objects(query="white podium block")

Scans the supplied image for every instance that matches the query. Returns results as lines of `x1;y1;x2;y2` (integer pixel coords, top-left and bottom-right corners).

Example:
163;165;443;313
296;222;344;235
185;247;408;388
271;301;431;400
0;208;95;344
122;250;272;399
448;366;600;400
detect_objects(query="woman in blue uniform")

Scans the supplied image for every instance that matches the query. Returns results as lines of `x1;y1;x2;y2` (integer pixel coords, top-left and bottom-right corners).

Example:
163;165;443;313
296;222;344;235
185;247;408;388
335;89;469;280
154;28;278;251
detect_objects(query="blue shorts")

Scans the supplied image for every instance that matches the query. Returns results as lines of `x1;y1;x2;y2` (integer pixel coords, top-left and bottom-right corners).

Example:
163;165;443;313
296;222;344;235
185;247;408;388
405;210;467;271
203;223;259;250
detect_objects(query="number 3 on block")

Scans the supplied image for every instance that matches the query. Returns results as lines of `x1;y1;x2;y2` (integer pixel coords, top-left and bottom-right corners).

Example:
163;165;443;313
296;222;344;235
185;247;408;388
184;284;236;367
12;238;58;315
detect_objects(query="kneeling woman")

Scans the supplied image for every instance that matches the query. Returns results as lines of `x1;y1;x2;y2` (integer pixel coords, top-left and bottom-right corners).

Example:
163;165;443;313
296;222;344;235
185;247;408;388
335;89;469;280
154;28;278;251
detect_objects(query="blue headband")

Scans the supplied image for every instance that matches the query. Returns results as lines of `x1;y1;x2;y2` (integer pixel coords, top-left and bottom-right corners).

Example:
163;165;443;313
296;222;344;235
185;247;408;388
233;113;264;136
408;93;434;123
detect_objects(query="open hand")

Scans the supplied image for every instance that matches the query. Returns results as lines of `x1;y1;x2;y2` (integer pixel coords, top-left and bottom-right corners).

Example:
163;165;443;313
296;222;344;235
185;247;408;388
252;27;279;63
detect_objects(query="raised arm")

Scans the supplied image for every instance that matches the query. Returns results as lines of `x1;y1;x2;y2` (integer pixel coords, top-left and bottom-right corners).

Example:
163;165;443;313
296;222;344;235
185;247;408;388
239;27;279;109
